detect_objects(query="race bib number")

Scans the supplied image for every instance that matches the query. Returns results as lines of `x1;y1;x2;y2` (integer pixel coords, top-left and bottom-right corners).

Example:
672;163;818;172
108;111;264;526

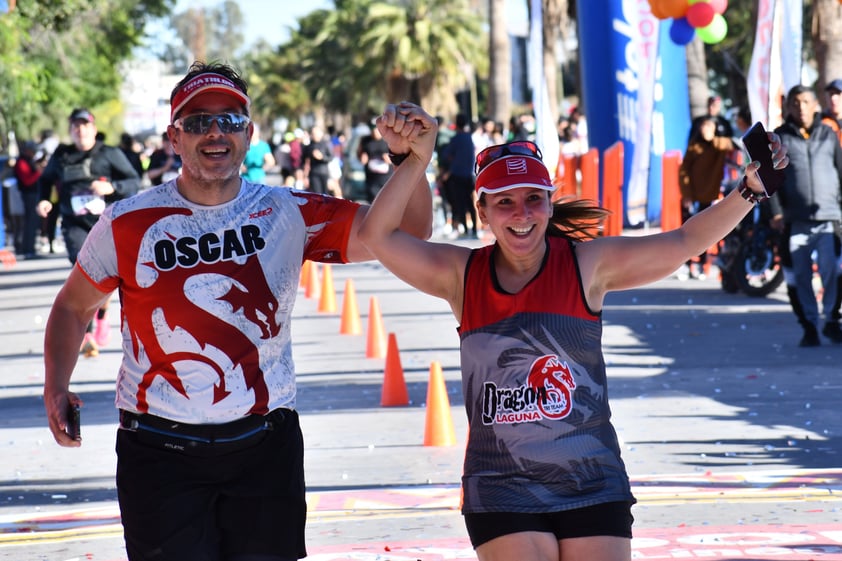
367;158;390;174
71;194;106;216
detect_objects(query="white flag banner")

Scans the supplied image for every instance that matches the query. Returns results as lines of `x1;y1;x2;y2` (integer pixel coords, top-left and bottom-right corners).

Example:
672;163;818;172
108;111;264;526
529;0;559;177
780;0;803;92
747;0;798;129
625;2;660;226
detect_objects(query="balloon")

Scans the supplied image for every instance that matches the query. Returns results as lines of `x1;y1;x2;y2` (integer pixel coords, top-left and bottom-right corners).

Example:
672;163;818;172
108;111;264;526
686;2;715;28
669;17;696;46
709;0;728;14
660;0;689;19
697;13;728;44
648;0;669;19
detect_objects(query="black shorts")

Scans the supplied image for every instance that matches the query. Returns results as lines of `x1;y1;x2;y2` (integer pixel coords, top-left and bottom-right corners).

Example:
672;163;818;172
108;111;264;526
116;408;306;561
464;501;634;549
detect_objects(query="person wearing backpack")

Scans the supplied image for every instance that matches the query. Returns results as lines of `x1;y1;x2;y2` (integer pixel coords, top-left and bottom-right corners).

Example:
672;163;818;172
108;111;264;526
36;108;142;356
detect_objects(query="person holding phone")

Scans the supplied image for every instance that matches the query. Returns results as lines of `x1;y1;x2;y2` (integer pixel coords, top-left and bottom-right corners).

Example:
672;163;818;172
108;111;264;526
769;84;842;347
358;126;787;561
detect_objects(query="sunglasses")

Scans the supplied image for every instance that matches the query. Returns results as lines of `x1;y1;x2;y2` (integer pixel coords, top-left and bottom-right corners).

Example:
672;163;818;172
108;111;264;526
475;141;543;174
173;113;251;135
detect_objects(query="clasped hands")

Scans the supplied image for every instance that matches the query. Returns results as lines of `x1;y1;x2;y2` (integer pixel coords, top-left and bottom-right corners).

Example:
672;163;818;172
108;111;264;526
376;101;437;165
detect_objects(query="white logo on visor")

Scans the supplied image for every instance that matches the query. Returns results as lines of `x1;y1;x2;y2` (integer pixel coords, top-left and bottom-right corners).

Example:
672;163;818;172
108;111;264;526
505;158;529;175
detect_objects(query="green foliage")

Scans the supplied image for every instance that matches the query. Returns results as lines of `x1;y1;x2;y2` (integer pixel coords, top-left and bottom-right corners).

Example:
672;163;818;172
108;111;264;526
705;0;814;113
0;0;174;146
242;0;485;127
242;43;311;129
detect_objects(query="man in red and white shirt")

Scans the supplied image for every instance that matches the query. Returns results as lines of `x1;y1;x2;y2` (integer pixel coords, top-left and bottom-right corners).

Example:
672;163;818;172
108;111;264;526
41;61;436;561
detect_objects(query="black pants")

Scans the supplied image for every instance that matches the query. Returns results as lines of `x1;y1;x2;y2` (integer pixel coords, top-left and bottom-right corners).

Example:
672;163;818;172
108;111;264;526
61;218;94;265
308;172;330;195
446;174;477;235
19;189;39;255
117;409;306;561
364;172;391;203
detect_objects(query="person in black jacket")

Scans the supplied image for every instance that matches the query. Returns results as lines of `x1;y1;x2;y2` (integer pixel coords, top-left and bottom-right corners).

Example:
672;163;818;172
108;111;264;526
302;125;334;195
119;132;145;179
36;108;142;356
688;95;734;143
440;113;477;238
769;85;842;347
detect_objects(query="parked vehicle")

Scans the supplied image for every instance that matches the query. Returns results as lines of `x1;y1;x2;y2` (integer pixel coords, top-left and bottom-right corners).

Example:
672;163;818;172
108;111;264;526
340;123;438;204
717;197;783;297
340;124;371;202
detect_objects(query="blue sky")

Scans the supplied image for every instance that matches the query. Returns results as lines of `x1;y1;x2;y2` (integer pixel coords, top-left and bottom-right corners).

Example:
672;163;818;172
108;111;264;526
173;0;529;49
175;0;334;47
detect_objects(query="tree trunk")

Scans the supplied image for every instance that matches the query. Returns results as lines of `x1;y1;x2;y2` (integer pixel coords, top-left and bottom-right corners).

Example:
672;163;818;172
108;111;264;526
542;0;565;126
812;0;842;90
190;8;206;65
685;36;709;119
488;0;511;125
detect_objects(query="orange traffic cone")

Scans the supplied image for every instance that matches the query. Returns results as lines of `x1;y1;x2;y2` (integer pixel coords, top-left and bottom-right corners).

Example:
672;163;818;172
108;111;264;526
381;333;409;406
340;278;362;335
299;259;312;289
366;296;386;358
423;361;457;446
318;263;337;313
305;261;320;299
0;249;17;268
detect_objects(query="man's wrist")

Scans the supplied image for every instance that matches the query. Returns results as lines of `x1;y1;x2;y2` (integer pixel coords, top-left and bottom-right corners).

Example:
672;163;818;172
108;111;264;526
389;151;409;166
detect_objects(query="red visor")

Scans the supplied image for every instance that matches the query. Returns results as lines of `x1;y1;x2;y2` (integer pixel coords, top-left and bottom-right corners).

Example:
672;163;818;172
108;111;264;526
170;73;251;122
475;155;554;195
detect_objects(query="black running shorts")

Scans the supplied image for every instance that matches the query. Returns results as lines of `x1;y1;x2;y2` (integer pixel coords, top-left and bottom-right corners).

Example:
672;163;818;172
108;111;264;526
464;501;634;548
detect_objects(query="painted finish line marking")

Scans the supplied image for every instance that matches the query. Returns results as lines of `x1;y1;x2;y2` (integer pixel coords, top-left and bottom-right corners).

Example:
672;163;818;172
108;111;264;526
307;467;842;516
0;468;839;546
632;467;842;505
305;526;842;560
3;526;842;560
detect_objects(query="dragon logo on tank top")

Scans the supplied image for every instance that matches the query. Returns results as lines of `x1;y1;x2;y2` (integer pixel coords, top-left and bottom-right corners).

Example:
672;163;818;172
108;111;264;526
481;354;576;424
527;354;576;419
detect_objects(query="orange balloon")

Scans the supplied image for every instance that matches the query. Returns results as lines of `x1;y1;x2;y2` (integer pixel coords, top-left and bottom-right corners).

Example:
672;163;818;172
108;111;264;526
661;0;690;18
649;0;670;19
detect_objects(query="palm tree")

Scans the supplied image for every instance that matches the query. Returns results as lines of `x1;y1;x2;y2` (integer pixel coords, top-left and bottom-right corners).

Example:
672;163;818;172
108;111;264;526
488;0;511;125
541;0;567;127
685;36;710;119
351;0;486;117
302;0;484;122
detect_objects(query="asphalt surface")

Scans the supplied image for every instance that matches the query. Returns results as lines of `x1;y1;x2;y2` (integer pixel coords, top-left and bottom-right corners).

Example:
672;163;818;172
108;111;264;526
1;223;842;561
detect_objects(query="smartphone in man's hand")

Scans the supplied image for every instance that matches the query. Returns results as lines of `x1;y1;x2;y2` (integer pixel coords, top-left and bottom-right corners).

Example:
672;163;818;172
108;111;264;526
741;121;785;197
67;403;81;441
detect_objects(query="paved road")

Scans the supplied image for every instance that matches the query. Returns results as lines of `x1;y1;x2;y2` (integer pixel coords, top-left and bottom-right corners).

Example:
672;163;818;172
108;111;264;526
1;228;841;561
